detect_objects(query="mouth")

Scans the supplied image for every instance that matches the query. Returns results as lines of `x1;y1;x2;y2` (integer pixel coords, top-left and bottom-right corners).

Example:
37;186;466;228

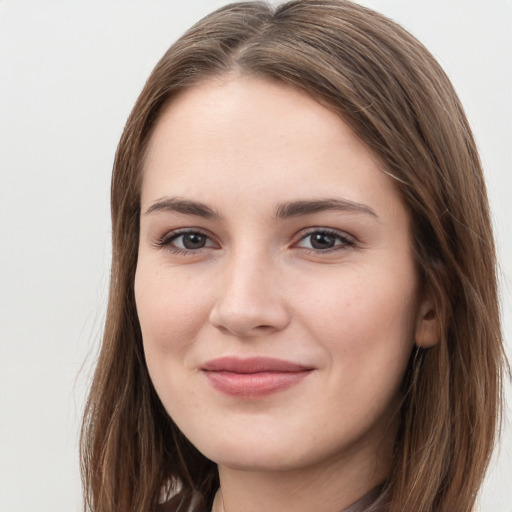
201;357;314;398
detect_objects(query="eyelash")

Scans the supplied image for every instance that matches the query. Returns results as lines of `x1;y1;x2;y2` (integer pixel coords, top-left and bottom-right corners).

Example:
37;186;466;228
155;228;355;255
296;228;355;253
155;229;215;256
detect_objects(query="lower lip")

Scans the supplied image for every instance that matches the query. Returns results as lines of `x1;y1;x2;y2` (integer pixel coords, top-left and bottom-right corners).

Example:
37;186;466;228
203;370;312;398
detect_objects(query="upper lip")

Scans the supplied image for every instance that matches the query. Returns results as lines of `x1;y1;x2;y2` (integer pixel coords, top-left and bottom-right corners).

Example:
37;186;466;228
202;357;313;373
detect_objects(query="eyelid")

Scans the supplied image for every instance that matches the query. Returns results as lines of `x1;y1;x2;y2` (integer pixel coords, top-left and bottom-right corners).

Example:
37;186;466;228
152;226;356;255
155;228;218;253
293;227;356;251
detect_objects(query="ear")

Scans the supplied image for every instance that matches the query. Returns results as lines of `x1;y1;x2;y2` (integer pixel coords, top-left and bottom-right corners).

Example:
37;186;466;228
415;295;439;348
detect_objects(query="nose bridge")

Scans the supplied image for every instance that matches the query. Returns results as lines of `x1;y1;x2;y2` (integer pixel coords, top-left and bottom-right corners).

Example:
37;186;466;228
222;245;276;313
209;244;289;336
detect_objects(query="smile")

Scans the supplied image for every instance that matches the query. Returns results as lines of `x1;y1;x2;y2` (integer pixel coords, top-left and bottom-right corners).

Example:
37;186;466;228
201;357;314;398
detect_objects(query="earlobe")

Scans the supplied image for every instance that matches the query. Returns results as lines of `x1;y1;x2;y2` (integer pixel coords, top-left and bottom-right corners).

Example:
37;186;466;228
415;298;439;348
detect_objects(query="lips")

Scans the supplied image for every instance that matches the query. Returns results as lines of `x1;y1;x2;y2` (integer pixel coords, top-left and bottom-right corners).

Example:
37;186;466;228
201;357;313;398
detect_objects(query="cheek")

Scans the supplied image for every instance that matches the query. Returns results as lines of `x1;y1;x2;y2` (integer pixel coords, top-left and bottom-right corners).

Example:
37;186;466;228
293;262;418;370
134;263;216;425
134;263;212;362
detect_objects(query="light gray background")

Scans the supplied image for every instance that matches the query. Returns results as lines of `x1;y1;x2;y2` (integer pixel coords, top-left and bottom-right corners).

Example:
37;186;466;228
0;1;510;511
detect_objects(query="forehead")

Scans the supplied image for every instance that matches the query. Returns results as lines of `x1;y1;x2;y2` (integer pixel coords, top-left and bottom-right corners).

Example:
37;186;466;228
141;76;406;224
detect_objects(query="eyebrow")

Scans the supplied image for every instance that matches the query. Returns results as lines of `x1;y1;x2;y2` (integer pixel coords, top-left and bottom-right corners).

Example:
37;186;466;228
143;196;378;221
144;197;221;219
274;198;379;220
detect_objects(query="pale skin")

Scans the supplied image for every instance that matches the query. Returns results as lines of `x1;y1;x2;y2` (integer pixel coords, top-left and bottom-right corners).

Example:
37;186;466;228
135;76;438;512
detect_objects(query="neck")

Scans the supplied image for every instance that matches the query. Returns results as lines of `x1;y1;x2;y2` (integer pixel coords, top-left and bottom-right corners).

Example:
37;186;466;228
212;443;390;512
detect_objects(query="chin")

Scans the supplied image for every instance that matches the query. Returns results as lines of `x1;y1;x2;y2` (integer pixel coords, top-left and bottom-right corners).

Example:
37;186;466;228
207;446;304;472
190;428;307;472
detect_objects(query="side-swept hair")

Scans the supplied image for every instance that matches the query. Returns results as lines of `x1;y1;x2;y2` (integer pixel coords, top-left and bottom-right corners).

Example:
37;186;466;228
81;2;506;511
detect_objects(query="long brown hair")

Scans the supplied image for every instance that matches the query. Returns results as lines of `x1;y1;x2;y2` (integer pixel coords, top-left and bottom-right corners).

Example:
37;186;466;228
81;1;507;511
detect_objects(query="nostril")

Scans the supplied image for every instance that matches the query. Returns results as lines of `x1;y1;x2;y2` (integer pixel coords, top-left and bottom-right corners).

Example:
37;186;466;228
253;325;275;333
209;304;290;337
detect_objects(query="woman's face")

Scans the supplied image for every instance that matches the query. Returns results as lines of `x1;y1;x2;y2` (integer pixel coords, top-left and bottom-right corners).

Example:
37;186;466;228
135;77;435;477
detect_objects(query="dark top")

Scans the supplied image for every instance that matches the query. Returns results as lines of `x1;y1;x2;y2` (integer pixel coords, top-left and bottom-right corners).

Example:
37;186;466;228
341;484;387;512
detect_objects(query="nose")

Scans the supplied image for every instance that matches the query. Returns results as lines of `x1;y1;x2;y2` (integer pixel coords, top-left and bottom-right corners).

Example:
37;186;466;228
209;252;290;337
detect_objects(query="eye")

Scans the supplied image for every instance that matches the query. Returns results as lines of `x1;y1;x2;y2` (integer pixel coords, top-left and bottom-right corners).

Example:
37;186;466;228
157;230;216;253
295;229;354;251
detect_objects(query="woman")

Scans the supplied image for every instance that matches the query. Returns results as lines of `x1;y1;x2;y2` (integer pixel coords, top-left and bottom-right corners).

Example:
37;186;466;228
81;1;507;511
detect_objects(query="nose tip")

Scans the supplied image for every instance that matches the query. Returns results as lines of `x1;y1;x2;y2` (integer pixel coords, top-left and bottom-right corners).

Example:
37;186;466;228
208;265;290;338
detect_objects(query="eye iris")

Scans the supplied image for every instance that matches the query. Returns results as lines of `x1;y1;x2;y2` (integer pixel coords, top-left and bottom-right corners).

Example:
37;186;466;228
310;233;336;249
182;233;206;249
